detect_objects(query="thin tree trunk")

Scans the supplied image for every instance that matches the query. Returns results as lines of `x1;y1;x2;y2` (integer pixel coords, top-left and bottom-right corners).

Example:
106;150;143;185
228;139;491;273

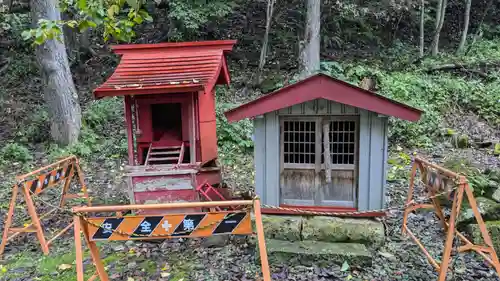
299;0;321;78
457;0;472;53
419;0;425;58
431;0;447;55
0;0;12;12
32;0;82;145
62;12;78;61
256;0;276;83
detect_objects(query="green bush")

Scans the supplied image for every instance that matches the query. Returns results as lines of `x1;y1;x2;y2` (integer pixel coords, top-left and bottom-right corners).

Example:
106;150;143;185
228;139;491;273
0;143;32;163
83;97;123;134
215;102;254;164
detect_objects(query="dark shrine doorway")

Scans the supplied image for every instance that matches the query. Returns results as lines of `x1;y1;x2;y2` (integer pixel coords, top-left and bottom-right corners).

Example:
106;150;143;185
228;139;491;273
151;103;182;144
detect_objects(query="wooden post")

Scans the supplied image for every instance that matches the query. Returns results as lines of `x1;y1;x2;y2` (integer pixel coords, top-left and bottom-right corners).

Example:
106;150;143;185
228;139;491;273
190;92;197;164
322;121;331;183
0;184;19;259
74;216;84;281
253;198;271;281
124;96;135;165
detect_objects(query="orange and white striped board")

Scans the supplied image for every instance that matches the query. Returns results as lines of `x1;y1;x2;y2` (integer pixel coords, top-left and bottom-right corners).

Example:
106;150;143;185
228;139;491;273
86;211;252;241
24;163;73;195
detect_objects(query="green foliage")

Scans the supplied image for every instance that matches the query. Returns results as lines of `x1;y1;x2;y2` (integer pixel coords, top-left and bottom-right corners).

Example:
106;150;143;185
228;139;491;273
216;102;254;154
0;143;33;164
18;110;50;143
83;97;123;133
0;12;30;43
21;0;236;45
47;98;126;161
22;0;152;45
387;150;412;181
168;0;236;40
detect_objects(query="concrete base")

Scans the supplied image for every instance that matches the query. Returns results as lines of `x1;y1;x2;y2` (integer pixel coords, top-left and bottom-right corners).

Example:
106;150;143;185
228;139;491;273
266;239;372;267
254;215;385;249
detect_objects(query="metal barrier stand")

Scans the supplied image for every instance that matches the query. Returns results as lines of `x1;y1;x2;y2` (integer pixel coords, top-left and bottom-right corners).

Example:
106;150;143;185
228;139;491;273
402;156;500;281
0;155;91;258
72;199;271;281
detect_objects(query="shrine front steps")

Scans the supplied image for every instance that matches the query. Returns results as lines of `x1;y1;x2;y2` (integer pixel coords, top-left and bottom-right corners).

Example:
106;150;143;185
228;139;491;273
265;239;372;267
249;214;385;266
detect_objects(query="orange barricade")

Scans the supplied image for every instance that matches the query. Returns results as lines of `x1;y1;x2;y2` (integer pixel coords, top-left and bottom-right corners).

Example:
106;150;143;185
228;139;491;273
402;156;500;281
0;155;91;258
72;199;271;281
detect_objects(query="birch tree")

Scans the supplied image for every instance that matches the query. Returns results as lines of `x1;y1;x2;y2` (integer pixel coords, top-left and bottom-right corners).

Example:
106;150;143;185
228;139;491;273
419;0;425;58
257;0;276;82
457;0;472;53
299;0;320;78
431;0;447;55
32;0;82;145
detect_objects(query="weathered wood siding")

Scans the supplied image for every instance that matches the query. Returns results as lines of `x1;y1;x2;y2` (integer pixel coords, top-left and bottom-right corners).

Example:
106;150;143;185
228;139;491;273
253;99;388;211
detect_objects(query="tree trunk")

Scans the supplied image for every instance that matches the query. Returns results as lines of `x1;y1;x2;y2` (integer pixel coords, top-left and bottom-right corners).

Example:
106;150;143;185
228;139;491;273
256;0;276;83
431;0;447;55
62;12;78;61
299;0;321;78
32;0;82;145
419;0;425;58
457;0;472;53
0;0;12;12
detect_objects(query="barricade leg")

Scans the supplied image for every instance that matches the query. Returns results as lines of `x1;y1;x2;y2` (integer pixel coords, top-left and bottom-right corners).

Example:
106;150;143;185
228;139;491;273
402;163;418;235
59;168;75;208
75;216;85;281
74;159;92;207
0;184;19;259
437;182;465;281
22;186;49;255
463;183;500;275
429;195;448;232
253;198;271;281
81;218;109;281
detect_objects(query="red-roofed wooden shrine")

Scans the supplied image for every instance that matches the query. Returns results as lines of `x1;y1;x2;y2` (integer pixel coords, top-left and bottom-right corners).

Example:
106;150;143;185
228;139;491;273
93;40;236;211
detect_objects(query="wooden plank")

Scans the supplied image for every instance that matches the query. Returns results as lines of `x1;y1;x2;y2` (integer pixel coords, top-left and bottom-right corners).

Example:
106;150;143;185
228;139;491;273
265;113;280;206
126;169;198;177
368;112;385;210
254;117;267;204
381;116;389;210
357;110;371;211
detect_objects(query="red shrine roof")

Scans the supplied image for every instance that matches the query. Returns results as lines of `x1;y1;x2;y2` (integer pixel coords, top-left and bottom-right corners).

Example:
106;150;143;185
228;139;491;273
93;40;237;99
225;73;423;122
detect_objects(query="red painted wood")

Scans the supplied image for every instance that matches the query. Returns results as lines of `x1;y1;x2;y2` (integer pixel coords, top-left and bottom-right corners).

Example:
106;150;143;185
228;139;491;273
261;206;387;217
134;189;201;215
198;89;218;162
124;96;135;165
93;40;236;99
196;169;222;187
111;40;237;53
225;73;423;122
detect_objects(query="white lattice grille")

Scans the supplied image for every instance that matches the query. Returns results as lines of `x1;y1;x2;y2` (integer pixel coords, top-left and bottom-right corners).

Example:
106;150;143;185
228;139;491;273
283;120;316;164
327;120;356;165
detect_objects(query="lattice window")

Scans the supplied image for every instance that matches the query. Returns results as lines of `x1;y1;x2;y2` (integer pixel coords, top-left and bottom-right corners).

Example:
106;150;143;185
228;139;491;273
327;120;356;165
283;120;316;164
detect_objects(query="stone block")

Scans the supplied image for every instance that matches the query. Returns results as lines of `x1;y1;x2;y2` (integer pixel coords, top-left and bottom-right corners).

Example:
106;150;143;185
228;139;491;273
254;215;302;242
266;239;372;267
301;216;385;248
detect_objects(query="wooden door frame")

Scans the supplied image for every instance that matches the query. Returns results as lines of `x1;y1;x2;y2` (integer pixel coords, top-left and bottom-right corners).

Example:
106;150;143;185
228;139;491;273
279;115;359;208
